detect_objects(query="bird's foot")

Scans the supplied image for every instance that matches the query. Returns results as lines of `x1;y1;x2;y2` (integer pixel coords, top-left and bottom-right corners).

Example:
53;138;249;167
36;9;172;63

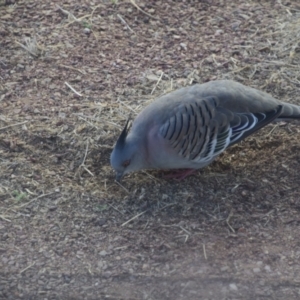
162;169;198;181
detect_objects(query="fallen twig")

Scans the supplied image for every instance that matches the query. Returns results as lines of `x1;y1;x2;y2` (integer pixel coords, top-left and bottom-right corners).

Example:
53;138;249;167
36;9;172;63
78;140;94;177
129;0;158;20
226;210;235;233
203;244;207;260
20;262;36;274
56;4;79;22
114;180;130;193
65;81;82;96
151;71;164;95
0;215;11;222
121;210;147;227
117;14;136;35
0;121;28;131
6;192;58;211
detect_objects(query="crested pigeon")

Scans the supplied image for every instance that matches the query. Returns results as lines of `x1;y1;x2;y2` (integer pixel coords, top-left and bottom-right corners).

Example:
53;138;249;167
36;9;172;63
111;80;300;181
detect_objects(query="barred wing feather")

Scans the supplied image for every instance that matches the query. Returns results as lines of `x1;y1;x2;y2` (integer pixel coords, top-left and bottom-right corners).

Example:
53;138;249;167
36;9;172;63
160;96;282;164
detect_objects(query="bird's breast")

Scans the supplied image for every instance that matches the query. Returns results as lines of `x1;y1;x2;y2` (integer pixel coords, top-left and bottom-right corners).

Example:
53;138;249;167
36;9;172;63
147;124;198;170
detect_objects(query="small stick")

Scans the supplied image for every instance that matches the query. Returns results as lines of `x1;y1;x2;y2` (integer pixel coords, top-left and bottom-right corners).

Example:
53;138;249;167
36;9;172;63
121;210;146;227
87;262;93;275
108;203;124;215
267;61;299;68
129;0;158;20
281;73;300;86
143;220;149;230
0;215;11;222
81;140;89;166
117;98;138;113
0;121;28;131
60;64;86;75
7;192;57;211
65;81;82;96
114;246;128;250
226;210;235;233
83;166;94;177
175;234;189;242
79;140;94;176
24;188;37;195
211;54;220;66
203;244;207;260
56;4;79;22
266;124;279;137
114;180;130;193
20;262;36;274
229;65;251;74
117;14;135;35
277;1;300;12
189;70;196;85
142;171;159;182
249;65;257;79
179;226;191;235
151;71;164;95
159;203;176;210
73;113;121;128
90;4;102;25
184;235;189;243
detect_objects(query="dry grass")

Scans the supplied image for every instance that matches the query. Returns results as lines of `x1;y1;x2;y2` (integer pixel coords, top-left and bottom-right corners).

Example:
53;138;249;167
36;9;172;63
1;1;300;299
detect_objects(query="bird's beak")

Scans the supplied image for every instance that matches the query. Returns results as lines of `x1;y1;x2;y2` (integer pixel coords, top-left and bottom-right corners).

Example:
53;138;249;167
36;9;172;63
115;172;124;182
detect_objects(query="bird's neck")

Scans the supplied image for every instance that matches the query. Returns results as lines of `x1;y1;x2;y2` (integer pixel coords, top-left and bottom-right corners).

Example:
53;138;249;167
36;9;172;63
126;133;150;170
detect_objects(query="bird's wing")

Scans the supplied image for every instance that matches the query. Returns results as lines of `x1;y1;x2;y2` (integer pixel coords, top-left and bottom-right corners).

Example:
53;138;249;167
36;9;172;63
158;96;282;164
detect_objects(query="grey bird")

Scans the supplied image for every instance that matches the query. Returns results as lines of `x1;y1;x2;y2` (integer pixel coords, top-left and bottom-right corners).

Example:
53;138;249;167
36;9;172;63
110;80;300;181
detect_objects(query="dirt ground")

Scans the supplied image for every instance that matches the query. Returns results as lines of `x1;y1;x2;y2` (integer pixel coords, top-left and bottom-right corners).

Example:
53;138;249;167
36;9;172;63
1;0;300;299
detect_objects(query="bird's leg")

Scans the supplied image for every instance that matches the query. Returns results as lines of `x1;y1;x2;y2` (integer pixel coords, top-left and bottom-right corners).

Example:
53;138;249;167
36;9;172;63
162;169;198;181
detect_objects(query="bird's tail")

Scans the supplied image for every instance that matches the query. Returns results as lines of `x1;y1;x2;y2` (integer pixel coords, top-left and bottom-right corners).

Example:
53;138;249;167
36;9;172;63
279;103;300;119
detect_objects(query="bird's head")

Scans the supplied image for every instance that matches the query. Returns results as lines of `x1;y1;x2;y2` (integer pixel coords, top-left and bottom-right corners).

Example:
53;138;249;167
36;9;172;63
110;120;145;182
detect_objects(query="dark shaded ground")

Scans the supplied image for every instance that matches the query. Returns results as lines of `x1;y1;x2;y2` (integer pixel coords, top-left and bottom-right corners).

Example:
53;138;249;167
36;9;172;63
1;0;300;299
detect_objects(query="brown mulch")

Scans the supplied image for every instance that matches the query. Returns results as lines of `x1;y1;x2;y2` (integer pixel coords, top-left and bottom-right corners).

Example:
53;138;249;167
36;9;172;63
1;0;300;299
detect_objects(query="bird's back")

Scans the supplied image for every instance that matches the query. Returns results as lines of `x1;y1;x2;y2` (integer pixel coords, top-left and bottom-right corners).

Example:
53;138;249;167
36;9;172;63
111;80;300;179
132;80;300;170
135;80;300;123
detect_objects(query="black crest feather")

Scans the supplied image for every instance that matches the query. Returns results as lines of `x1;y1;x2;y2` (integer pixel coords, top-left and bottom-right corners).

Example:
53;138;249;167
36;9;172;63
116;119;130;150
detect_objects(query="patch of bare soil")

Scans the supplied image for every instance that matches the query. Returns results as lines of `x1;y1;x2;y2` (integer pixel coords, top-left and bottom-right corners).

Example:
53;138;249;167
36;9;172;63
1;0;300;299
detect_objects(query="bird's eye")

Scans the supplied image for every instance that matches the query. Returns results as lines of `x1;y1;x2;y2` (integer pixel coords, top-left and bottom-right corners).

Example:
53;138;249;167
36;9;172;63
122;160;130;167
